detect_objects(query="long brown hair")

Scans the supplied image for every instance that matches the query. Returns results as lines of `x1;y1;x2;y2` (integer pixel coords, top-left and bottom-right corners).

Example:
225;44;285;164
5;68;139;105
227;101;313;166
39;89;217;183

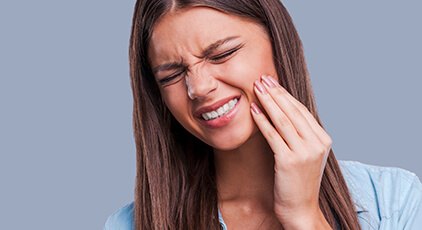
129;0;361;229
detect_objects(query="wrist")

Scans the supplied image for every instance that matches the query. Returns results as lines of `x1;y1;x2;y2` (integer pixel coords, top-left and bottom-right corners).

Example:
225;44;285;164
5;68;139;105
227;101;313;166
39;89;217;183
277;208;332;230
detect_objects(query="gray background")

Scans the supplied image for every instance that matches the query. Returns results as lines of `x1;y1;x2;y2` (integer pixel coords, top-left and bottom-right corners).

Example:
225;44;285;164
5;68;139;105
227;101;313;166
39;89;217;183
0;1;420;229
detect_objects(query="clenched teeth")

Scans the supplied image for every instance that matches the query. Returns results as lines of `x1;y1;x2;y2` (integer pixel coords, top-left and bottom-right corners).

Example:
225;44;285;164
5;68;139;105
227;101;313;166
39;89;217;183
201;98;238;121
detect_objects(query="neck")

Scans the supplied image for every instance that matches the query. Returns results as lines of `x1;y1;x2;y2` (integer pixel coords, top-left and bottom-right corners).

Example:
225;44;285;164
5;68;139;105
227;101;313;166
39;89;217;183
213;131;275;213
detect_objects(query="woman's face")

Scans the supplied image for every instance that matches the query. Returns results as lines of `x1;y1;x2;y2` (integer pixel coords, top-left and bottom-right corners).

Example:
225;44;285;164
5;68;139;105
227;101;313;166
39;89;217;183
148;6;278;151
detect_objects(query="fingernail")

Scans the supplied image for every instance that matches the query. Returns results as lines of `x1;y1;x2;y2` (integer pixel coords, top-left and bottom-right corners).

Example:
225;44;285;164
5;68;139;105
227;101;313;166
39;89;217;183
254;80;267;94
268;76;279;86
251;102;261;114
261;75;276;88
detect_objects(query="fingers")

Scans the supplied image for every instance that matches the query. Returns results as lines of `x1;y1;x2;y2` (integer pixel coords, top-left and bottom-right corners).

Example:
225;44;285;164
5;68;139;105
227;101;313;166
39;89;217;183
251;74;333;153
262;76;319;144
250;102;291;154
253;79;303;151
265;76;332;147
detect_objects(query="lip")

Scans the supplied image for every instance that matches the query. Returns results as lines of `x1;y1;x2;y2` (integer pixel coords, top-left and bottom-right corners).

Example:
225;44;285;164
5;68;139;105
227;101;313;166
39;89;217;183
196;96;241;129
193;95;241;118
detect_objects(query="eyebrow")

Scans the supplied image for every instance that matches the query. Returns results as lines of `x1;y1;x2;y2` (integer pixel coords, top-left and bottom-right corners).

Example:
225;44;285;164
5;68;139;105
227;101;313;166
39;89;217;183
152;36;240;74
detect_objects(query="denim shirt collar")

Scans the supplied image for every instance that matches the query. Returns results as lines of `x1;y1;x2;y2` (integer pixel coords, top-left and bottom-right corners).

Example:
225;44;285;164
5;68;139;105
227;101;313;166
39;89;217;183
217;199;367;230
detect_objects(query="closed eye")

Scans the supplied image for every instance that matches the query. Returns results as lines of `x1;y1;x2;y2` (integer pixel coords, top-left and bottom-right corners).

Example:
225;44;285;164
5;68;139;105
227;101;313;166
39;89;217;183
158;43;244;86
208;43;244;63
158;70;186;85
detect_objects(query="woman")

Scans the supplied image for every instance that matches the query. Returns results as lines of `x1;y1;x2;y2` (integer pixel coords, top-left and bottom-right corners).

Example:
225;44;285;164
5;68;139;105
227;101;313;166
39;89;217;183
104;0;422;229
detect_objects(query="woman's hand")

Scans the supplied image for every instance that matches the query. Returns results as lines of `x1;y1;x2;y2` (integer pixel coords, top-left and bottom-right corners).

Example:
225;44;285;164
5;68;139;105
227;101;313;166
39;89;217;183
250;75;333;230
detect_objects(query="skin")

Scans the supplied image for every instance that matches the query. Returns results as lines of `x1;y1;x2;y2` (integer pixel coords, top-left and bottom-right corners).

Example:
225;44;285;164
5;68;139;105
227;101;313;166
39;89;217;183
148;6;333;230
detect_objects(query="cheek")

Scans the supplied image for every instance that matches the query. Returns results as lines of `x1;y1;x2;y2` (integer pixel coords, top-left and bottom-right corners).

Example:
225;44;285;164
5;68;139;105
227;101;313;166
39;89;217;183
221;48;275;92
247;42;277;77
162;89;190;121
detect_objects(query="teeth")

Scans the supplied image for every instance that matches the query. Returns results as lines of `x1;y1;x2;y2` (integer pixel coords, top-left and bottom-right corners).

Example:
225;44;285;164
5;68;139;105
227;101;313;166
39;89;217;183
217;107;225;116
201;98;238;121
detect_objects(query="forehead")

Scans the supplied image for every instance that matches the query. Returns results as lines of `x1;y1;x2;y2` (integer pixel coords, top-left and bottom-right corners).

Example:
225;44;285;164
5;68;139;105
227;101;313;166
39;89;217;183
148;6;262;64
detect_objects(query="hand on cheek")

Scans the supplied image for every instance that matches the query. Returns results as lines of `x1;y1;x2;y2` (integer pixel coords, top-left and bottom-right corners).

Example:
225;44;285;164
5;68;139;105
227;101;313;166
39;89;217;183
250;75;333;229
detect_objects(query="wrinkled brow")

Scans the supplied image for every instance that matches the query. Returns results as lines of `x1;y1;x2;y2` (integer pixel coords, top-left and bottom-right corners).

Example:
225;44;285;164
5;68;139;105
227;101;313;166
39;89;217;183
152;36;240;74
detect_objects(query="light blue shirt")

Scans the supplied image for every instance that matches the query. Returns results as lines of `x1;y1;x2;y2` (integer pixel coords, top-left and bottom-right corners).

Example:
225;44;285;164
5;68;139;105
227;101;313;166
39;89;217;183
104;160;422;229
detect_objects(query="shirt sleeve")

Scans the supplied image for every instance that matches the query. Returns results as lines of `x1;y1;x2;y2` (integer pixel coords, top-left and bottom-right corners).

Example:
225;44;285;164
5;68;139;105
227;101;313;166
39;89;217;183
103;202;134;230
399;173;422;229
103;212;133;230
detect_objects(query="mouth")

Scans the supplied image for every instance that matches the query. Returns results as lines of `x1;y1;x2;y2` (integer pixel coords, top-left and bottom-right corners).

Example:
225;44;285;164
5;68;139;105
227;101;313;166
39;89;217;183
195;95;242;129
195;95;241;121
201;97;240;121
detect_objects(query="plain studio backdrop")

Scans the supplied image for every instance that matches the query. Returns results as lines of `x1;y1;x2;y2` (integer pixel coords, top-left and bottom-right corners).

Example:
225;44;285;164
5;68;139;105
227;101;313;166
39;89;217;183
0;1;421;229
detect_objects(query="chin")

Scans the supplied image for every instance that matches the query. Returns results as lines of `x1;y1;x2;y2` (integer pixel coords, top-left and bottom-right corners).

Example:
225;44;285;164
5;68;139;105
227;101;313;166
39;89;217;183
207;125;256;152
211;140;244;152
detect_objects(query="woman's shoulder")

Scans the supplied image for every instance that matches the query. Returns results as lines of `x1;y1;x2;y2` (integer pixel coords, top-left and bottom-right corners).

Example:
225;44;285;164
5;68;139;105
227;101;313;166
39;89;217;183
338;160;422;229
104;201;134;230
338;160;421;187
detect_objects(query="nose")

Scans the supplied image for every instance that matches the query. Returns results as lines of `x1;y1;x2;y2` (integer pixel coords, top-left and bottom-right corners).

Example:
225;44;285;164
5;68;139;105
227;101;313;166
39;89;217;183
185;69;218;100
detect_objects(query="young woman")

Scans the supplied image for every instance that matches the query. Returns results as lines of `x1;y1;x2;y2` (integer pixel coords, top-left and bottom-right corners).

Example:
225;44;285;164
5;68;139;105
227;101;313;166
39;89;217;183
104;0;422;229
